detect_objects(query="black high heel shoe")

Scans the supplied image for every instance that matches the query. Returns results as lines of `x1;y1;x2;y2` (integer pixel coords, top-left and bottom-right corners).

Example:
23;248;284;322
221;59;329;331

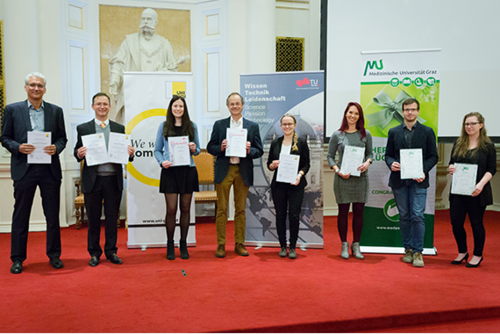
466;257;483;268
451;252;469;265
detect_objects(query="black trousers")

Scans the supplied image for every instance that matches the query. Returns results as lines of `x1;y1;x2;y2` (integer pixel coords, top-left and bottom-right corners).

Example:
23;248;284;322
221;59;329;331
450;195;486;257
11;164;61;262
84;176;122;259
271;183;305;249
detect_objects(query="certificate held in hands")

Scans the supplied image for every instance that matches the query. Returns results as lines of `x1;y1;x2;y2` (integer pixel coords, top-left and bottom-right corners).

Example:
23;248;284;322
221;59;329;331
108;132;131;165
82;134;108;166
400;148;423;180
168;136;191;166
276;153;300;184
27;131;51;164
226;128;247;158
451;163;478;196
340;145;365;177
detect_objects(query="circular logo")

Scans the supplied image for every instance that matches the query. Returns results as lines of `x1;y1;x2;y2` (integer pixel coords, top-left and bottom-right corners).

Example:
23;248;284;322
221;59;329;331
401;77;412;87
390;78;400;87
383;198;400;222
414;77;424;87
126;108;167;187
426;77;436;86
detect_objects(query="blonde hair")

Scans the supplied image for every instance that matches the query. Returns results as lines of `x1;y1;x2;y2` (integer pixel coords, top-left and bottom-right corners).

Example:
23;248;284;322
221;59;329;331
281;114;299;152
452;112;491;158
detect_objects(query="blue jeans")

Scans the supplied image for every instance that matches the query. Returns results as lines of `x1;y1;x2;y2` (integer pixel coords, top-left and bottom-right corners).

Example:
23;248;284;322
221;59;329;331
392;182;427;253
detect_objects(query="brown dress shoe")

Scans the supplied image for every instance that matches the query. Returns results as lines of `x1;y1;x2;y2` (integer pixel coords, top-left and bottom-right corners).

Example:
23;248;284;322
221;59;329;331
215;244;226;258
235;243;249;256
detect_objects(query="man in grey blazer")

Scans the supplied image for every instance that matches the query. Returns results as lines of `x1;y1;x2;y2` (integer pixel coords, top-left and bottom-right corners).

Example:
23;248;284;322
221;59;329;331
1;72;67;274
207;92;263;258
74;93;134;267
385;98;438;267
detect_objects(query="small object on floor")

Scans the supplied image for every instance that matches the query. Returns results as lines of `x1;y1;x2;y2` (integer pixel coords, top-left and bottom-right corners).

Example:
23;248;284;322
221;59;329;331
412;252;424;267
279;247;287;257
466;256;483;268
89;256;99;267
50;257;64;269
451;252;469;265
341;242;349;259
235;243;249;256
215;244;226;258
403;249;414;263
108;253;123;265
10;261;23;274
288;248;297;259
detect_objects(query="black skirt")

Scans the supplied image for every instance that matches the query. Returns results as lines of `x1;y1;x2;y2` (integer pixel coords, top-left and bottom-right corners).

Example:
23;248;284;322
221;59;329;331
159;166;199;194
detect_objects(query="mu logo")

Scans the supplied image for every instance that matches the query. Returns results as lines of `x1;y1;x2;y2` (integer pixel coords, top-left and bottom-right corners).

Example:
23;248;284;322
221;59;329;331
363;60;384;76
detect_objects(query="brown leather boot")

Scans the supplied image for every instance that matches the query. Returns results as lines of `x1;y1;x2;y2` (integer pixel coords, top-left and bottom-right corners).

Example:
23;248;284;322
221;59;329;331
215;244;226;258
235;243;249;256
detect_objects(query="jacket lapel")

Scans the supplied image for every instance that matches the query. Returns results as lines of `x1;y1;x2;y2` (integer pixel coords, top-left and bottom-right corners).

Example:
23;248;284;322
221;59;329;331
43;102;52;132
21;100;32;131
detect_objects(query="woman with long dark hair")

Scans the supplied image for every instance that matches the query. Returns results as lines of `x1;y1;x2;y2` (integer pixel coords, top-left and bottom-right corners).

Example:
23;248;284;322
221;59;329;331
327;102;373;260
448;112;496;268
267;114;310;259
154;96;200;260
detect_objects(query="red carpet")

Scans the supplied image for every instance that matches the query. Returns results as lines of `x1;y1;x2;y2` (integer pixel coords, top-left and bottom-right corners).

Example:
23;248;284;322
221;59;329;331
0;210;499;333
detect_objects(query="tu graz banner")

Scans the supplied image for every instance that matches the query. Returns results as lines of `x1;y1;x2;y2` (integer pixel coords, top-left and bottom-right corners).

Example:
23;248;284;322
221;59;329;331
241;71;324;248
360;50;440;255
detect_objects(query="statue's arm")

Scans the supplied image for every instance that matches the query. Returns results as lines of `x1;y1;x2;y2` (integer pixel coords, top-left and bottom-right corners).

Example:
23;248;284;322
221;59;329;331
109;41;130;95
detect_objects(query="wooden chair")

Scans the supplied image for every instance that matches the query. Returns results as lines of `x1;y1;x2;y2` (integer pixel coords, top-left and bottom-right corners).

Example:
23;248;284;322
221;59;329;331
74;160;121;229
193;149;218;217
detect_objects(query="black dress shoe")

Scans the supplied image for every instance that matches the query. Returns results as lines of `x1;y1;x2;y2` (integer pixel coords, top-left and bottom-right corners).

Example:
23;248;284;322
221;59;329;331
107;253;123;265
10;261;23;274
466;257;483;268
50;257;64;269
89;256;100;267
451;252;469;265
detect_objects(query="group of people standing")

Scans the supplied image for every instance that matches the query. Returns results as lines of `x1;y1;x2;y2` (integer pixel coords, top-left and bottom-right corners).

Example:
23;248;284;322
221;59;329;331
1;72;496;274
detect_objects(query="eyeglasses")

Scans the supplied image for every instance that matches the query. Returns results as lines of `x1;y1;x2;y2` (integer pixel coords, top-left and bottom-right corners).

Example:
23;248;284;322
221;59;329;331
403;108;418;113
281;123;295;127
28;83;45;89
464;122;480;127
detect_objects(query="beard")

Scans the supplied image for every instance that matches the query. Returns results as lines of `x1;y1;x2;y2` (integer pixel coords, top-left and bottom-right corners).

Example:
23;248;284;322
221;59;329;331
139;24;155;39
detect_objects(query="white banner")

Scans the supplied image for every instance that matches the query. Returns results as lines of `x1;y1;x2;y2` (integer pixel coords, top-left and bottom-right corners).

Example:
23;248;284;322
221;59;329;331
124;72;195;249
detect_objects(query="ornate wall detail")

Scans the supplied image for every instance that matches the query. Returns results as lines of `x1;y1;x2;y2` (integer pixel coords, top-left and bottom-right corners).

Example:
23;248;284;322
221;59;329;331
276;37;304;72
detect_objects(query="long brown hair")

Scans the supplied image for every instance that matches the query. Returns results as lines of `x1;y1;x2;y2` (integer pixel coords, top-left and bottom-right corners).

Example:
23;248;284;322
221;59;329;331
281;114;299;152
163;95;195;141
452;112;491;158
338;102;367;139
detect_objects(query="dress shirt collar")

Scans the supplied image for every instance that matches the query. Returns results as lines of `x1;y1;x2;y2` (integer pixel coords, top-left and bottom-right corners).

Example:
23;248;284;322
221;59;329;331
95;118;110;127
27;100;45;110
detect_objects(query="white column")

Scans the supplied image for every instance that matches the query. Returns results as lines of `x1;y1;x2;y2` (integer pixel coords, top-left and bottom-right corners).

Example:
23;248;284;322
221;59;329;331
246;0;275;73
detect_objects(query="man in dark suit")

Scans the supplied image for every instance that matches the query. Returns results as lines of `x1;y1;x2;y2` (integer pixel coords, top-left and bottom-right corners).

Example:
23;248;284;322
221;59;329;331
1;72;67;274
385;98;438;267
207;92;263;258
74;93;134;267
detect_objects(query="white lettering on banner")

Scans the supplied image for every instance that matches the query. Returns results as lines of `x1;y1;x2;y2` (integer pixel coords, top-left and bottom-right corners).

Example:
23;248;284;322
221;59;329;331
244;96;286;103
243;83;268;89
244;89;270;95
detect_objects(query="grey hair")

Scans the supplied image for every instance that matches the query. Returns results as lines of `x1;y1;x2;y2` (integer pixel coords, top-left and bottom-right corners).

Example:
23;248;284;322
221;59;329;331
226;92;244;106
25;72;47;86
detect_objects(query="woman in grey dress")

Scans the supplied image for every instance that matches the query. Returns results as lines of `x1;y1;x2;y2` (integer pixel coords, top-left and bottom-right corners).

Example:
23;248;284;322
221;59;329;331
327;102;373;259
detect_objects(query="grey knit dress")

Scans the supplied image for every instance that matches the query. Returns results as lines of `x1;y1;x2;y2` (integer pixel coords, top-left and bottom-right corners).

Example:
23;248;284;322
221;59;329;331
327;130;373;204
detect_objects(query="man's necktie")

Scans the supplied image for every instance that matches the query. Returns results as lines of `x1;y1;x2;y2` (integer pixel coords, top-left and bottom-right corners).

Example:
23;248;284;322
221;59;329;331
100;123;106;128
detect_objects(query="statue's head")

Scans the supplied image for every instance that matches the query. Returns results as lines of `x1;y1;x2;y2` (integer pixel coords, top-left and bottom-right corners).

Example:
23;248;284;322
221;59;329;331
139;8;158;38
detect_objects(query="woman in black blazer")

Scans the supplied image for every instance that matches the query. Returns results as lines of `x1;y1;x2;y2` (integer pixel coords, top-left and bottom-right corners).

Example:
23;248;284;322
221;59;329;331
267;114;310;259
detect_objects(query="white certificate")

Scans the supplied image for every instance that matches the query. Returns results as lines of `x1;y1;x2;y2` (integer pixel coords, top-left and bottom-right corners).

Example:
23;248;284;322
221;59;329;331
226;128;247;158
451;163;478;196
82;134;109;166
27;131;51;164
168;136;191;166
276;153;300;184
400;148;423;179
108;132;131;165
340;145;365;177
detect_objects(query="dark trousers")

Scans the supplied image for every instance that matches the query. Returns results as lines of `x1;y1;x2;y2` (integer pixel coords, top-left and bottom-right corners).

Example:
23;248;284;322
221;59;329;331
272;183;305;249
450;195;486;257
84;176;122;259
337;203;365;243
11;164;61;262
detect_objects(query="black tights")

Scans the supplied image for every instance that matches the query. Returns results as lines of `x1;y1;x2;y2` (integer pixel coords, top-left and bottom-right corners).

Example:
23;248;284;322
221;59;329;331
165;193;192;243
337;203;365;243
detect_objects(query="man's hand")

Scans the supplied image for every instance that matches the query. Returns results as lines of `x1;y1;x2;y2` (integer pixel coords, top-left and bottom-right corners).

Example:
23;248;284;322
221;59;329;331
391;162;401;172
127;145;135;157
43;144;57;156
77;146;87;159
221;139;228;152
246;141;251;155
414;174;426;183
19;143;35;155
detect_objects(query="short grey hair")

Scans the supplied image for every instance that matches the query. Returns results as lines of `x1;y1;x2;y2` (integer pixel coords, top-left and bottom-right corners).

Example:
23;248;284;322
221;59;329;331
226;92;244;106
25;72;47;86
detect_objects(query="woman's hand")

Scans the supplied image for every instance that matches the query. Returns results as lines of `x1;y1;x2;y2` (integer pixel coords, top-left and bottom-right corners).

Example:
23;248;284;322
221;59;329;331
448;164;456;176
162;160;173;169
357;161;370;173
292;173;302;186
189;142;196;153
339;171;351;179
472;183;484;197
270;160;280;170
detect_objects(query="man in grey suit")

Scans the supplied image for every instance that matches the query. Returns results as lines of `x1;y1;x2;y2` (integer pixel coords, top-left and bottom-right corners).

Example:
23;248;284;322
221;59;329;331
74;93;134;267
207;92;263;258
1;72;67;274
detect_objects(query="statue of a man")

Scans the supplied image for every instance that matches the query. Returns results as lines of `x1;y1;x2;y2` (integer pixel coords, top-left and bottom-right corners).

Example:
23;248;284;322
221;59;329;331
108;8;178;122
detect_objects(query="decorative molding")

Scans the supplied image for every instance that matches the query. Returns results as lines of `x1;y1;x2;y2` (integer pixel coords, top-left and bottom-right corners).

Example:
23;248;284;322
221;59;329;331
68;43;86;111
68;4;83;29
206;50;220;113
206;14;219;36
